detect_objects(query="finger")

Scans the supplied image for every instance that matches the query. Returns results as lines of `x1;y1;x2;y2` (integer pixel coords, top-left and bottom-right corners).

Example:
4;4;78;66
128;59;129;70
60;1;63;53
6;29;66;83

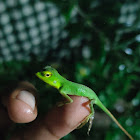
6;81;37;123
45;96;90;138
15;96;90;140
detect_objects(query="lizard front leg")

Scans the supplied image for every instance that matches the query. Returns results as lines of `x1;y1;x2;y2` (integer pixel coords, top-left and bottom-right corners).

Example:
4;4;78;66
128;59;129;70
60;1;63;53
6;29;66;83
57;92;73;107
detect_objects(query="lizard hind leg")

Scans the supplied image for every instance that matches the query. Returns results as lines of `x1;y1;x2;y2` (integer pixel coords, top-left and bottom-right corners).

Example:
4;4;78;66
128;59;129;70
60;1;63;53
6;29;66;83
87;112;94;135
87;99;95;135
77;99;95;135
77;112;94;129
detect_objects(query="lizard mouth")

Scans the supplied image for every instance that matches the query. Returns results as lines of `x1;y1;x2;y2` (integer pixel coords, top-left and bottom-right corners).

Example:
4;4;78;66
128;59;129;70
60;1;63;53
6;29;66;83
36;72;46;82
36;72;42;79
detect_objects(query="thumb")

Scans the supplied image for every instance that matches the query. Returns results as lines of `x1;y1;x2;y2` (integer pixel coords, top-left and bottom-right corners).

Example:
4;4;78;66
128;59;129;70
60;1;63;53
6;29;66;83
3;81;37;123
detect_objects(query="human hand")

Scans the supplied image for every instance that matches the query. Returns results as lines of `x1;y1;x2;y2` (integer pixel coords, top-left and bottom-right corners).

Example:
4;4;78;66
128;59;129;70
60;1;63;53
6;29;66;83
0;81;90;140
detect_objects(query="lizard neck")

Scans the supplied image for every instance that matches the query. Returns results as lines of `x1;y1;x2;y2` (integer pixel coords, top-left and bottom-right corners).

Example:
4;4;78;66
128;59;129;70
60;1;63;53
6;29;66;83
54;74;67;90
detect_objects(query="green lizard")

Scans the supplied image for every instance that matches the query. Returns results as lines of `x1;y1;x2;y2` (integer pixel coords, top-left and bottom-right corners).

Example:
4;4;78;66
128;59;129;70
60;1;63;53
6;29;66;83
36;66;134;140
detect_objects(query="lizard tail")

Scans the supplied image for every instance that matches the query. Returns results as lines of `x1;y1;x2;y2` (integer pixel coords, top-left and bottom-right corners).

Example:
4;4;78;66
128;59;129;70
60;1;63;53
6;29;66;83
96;100;134;140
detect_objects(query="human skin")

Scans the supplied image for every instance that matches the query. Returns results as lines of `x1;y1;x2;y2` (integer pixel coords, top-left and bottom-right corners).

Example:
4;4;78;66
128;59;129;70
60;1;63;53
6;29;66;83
0;81;90;140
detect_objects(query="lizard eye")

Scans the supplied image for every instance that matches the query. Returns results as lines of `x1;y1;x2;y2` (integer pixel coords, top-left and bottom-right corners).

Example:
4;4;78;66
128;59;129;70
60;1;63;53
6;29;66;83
44;71;52;77
46;74;51;77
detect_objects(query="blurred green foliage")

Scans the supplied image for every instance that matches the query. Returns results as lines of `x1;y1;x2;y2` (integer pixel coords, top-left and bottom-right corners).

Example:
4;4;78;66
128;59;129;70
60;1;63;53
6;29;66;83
0;0;140;140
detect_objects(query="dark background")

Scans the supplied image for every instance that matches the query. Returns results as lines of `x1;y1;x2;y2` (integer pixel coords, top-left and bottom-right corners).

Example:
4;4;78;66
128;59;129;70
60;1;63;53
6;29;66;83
0;0;140;140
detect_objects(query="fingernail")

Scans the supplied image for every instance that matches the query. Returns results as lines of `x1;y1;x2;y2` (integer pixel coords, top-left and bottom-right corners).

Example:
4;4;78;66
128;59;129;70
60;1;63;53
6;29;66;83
16;90;35;110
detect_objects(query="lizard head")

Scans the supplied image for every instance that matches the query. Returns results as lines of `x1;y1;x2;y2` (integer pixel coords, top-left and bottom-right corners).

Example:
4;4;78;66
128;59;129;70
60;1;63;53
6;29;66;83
36;66;62;89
